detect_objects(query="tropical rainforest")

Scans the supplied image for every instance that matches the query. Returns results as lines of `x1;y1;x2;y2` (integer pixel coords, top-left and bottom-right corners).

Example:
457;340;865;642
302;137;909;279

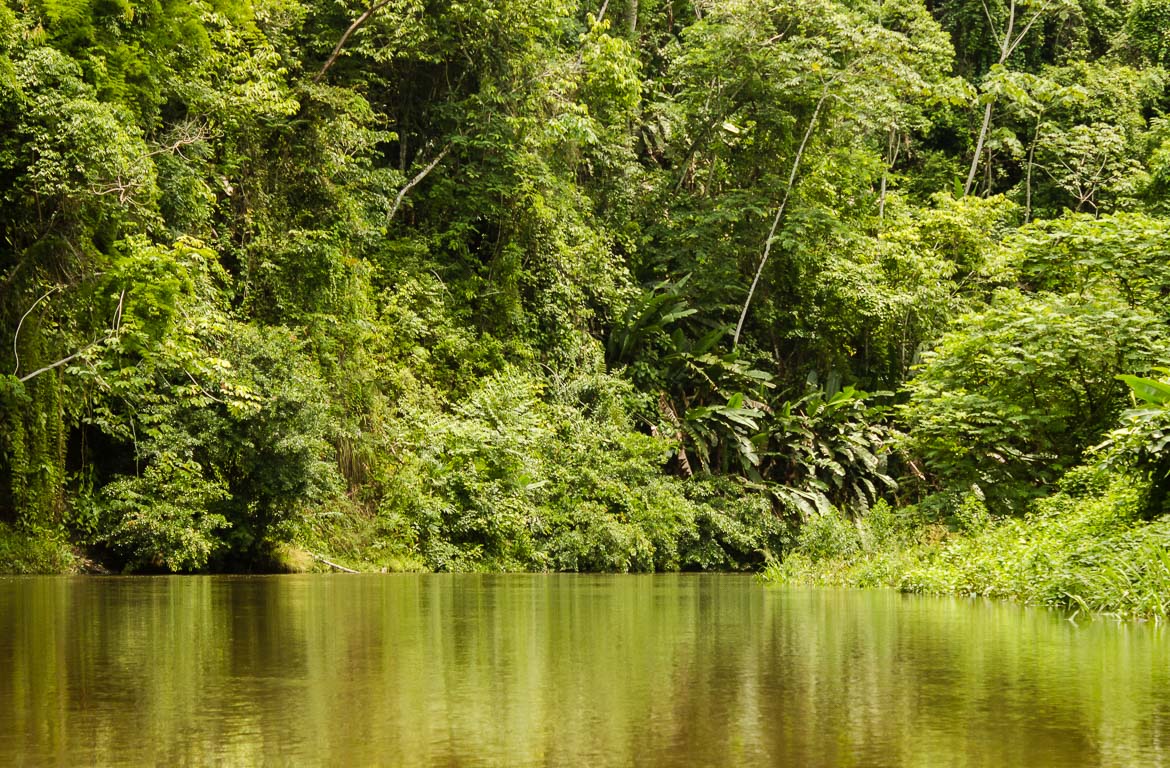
1;0;1169;612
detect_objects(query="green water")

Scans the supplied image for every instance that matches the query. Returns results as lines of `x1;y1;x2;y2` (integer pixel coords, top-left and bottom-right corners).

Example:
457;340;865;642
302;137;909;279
1;574;1168;766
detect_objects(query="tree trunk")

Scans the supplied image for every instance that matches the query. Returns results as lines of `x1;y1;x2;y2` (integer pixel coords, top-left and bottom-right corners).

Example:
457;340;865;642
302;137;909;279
879;127;899;221
734;89;829;347
963;0;1051;196
315;0;395;82
1025;117;1041;221
964;101;993;196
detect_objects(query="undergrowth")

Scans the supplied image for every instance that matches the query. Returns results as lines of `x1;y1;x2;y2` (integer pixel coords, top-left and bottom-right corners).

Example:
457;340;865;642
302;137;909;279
765;469;1170;620
0;522;78;574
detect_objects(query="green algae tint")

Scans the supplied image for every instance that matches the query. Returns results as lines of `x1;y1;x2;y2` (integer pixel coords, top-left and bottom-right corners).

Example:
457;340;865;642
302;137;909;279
1;574;1168;766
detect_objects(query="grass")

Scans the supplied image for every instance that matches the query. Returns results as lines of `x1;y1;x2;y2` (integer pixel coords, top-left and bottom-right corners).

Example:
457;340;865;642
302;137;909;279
764;475;1170;621
0;521;79;574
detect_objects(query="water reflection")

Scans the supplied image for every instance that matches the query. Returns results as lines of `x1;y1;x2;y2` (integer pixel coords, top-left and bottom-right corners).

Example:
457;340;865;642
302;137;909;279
0;575;1167;766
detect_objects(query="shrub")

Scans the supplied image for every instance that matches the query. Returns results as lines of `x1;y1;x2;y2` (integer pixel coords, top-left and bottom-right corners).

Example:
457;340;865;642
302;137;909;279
377;363;786;572
901;289;1168;512
0;522;76;574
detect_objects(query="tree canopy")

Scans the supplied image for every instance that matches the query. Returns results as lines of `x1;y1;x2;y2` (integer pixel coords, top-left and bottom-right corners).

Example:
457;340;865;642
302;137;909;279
1;0;1168;575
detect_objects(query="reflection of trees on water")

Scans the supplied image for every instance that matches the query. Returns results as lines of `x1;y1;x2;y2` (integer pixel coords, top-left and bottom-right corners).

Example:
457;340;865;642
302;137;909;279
0;577;1166;766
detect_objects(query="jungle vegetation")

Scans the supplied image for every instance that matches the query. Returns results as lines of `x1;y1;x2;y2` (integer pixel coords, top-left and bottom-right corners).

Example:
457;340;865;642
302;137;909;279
1;0;1169;612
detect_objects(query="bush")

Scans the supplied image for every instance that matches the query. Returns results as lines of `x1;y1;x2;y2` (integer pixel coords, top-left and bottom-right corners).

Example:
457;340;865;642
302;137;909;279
376;363;786;572
99;455;229;572
0;522;76;574
768;468;1170;620
901;288;1168;512
93;322;343;570
794;511;862;563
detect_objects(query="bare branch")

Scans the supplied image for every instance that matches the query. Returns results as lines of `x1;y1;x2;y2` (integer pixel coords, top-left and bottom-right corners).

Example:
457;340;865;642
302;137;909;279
734;84;832;347
879;126;900;221
388;144;451;222
314;0;395;83
964;101;994;196
980;0;1004;52
12;286;60;377
185;369;226;404
1002;0;1017;57
91;179;142;204
18;348;87;383
1004;0;1054;60
145;128;210;158
964;0;1053;196
17;282;128;383
112;288;126;333
308;552;361;573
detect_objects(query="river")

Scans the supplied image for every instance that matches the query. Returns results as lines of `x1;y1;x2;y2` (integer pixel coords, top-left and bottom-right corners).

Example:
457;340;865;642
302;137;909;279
1;574;1167;766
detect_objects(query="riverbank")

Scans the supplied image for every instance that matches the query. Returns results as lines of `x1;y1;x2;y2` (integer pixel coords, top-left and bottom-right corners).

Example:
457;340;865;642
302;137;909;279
0;522;79;574
12;468;1170;624
764;474;1170;621
0;467;787;575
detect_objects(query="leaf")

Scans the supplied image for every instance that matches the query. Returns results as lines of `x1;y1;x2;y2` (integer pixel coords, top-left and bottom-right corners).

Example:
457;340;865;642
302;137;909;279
1118;375;1170;405
660;307;698;324
693;326;729;355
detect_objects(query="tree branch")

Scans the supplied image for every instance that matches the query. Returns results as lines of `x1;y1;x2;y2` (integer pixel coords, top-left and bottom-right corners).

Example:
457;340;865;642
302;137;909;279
388;144;451;221
673;82;748;193
964;0;1052;196
308;552;361;573
145;128;210;158
1004;0;1054;60
17;286;125;384
12;286;59;377
879;126;900;221
964;100;994;196
18;348;87;383
979;0;1003;52
733;85;831;347
314;0;395;83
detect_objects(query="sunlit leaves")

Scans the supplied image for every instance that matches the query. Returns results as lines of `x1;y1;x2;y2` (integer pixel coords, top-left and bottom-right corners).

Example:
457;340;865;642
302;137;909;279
1099;369;1170;517
1006;212;1170;312
902;289;1170;511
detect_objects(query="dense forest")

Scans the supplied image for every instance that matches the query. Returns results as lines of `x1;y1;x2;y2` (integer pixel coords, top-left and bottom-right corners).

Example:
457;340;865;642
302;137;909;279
1;0;1169;605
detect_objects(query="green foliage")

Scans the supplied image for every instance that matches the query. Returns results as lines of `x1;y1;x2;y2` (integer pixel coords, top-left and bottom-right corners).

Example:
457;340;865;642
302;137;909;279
898;479;1170;619
1124;0;1170;67
99;455;229;572
1035;122;1145;213
0;374;66;528
902;288;1169;510
768;472;1170;620
0;521;76;573
764;387;898;519
765;498;925;588
1008;212;1170;313
1098;369;1170;518
2;0;1170;582
791;509;862;563
378;365;785;572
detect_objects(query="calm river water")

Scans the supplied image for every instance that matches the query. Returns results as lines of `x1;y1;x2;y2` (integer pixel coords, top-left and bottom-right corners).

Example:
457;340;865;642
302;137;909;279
1;574;1168;766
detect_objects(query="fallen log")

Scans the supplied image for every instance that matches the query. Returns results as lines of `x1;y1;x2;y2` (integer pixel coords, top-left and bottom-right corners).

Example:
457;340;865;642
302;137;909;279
308;552;361;574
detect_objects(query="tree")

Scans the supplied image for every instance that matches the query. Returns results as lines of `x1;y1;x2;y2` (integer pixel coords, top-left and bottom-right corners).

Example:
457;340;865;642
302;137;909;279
963;0;1061;196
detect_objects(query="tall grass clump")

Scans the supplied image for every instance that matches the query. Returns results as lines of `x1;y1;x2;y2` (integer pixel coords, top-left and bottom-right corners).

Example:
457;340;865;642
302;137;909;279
766;469;1170;620
0;522;77;574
